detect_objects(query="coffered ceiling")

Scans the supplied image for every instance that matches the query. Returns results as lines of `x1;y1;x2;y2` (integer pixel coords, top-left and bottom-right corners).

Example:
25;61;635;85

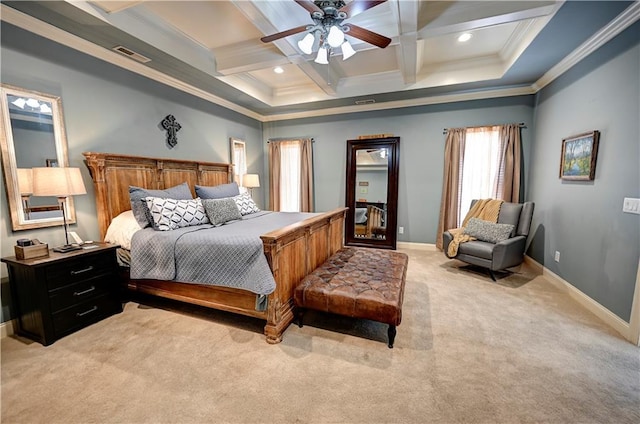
2;1;638;121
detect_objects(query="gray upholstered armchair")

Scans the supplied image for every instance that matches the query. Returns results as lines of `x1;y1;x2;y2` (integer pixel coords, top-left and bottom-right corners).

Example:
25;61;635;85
443;200;534;280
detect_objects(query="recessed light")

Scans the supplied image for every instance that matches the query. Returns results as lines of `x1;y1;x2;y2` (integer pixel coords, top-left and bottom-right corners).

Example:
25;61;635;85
458;33;472;43
274;66;284;74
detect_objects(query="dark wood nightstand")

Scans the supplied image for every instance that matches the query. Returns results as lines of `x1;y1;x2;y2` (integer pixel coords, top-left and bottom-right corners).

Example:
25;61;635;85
1;243;123;346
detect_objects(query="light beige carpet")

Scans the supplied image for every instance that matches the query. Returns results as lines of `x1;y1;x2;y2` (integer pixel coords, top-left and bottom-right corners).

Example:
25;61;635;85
2;248;639;424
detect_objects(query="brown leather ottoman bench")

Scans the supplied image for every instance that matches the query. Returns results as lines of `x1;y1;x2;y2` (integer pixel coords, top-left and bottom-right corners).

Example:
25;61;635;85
294;247;408;348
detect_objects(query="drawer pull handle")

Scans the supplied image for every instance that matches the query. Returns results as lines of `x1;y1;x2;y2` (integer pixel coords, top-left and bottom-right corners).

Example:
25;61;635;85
76;306;98;317
70;266;94;275
73;286;96;297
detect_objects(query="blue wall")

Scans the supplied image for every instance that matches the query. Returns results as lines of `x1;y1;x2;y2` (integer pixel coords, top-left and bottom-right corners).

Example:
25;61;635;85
264;97;535;244
527;22;640;321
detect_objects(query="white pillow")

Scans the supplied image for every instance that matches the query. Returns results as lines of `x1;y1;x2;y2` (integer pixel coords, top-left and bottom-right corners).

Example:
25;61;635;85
104;210;142;250
233;192;261;215
144;196;209;231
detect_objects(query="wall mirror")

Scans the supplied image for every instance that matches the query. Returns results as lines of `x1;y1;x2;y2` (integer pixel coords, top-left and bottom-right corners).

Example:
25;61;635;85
230;137;246;185
0;84;75;231
345;137;400;249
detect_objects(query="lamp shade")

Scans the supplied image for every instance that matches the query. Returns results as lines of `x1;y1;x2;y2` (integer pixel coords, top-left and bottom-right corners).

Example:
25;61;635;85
314;46;329;64
327;25;345;48
32;167;86;197
298;33;315;55
342;40;356;60
17;168;33;196
243;174;260;189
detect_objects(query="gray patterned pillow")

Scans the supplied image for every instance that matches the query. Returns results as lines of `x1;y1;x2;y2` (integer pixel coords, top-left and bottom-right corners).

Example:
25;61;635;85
129;182;193;228
202;198;242;226
144;197;209;231
463;218;514;243
233;192;261;215
195;182;240;199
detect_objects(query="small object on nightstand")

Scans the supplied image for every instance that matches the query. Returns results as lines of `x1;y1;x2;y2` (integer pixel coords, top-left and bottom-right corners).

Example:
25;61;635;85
14;243;49;260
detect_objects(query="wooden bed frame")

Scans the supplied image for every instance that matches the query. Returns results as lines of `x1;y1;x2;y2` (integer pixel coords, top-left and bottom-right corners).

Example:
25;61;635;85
83;152;346;343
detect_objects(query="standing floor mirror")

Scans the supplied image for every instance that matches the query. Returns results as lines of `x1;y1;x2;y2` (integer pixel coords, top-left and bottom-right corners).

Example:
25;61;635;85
0;84;75;231
345;136;400;249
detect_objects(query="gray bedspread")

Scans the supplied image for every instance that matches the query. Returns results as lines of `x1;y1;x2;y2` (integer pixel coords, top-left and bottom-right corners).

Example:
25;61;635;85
130;211;316;295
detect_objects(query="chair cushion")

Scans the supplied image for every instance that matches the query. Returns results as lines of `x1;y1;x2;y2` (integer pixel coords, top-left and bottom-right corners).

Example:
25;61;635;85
464;218;514;243
497;202;523;236
457;240;495;260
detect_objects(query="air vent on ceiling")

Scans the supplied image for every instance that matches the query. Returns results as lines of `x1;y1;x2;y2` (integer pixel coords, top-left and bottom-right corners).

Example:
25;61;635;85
112;45;151;63
355;99;376;105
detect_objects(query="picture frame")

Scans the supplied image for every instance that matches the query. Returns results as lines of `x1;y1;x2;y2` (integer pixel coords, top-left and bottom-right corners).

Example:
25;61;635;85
45;158;59;167
559;130;600;181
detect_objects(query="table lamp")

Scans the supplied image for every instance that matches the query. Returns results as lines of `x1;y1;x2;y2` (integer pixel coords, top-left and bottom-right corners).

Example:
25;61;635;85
17;168;33;219
32;167;86;253
243;173;260;198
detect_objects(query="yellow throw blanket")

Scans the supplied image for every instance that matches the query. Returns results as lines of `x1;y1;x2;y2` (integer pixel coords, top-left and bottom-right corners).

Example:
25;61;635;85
447;199;504;257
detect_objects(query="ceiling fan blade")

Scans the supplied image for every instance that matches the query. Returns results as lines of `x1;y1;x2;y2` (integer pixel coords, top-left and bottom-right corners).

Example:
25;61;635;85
344;24;391;48
339;0;387;18
294;0;323;14
260;25;309;43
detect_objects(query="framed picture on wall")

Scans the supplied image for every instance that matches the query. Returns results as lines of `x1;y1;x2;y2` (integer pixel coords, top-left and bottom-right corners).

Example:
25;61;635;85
559;130;600;181
45;158;59;167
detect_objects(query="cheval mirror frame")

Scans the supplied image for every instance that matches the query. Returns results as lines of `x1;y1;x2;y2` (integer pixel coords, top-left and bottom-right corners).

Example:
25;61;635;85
0;83;75;231
345;137;400;250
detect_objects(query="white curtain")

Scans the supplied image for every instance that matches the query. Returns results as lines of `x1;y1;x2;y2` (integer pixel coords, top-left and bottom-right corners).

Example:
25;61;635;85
458;126;501;223
279;141;301;212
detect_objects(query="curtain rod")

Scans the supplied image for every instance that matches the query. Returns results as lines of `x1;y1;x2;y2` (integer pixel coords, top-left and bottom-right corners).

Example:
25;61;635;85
267;137;315;143
442;122;526;134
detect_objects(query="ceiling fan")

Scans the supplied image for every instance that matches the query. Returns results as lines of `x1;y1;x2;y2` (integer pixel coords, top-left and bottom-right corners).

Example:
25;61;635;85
260;0;391;63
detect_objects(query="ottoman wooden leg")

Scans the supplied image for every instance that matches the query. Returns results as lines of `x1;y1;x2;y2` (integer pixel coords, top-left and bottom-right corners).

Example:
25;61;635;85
387;325;397;348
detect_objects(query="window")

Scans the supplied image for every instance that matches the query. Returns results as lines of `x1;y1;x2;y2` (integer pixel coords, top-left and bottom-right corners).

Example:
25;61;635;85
268;138;313;213
230;138;246;185
279;140;301;212
458;126;502;223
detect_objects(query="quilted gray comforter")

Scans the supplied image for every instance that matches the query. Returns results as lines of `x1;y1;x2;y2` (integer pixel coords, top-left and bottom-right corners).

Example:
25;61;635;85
130;211;316;295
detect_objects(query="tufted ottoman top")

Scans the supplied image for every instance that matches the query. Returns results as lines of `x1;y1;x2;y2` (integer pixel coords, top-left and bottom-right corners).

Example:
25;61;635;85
294;247;408;326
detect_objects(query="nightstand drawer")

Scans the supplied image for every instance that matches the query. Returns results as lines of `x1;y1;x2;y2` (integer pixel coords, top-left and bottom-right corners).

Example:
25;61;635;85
52;294;120;336
48;275;115;313
46;253;116;290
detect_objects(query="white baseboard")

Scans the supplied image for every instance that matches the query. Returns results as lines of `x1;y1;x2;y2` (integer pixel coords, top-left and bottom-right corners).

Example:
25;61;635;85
524;256;633;343
1;320;14;339
397;242;437;251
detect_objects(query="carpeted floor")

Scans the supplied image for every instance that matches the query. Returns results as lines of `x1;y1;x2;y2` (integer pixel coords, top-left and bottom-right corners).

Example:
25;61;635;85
1;247;639;424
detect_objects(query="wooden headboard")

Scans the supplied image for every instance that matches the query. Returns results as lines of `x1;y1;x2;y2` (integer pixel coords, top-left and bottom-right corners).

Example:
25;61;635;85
83;152;233;240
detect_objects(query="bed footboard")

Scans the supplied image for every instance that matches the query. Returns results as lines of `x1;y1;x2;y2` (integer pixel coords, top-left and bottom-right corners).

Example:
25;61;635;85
261;207;346;343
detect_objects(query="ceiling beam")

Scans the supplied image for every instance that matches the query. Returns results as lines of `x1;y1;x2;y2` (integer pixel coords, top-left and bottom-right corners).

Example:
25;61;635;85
395;0;418;85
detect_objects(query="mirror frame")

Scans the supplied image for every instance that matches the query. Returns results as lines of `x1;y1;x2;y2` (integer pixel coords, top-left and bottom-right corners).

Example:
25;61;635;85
0;83;76;231
345;136;400;250
229;137;246;185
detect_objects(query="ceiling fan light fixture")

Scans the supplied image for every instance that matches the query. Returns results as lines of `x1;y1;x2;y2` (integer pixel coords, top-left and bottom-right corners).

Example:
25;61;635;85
341;40;356;60
298;32;315;55
315;46;329;65
327;25;345;48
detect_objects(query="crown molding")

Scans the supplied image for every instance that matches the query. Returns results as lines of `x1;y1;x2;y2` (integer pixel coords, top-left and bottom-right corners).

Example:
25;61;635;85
3;2;637;123
0;4;263;122
261;85;536;122
534;1;640;91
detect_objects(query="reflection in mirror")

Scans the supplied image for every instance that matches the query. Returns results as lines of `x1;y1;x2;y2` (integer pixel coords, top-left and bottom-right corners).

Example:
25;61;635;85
0;84;75;231
355;148;389;240
230;137;246;185
345;137;400;250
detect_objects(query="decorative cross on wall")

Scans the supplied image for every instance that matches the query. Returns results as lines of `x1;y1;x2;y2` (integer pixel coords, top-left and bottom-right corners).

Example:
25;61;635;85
160;114;181;148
